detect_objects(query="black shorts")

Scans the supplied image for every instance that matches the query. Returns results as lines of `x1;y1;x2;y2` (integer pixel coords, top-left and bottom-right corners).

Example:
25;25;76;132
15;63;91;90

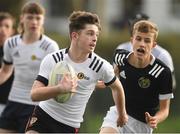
0;100;35;133
26;106;79;133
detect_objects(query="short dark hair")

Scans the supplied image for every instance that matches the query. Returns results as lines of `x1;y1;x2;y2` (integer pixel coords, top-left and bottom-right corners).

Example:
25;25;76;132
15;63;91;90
68;11;101;34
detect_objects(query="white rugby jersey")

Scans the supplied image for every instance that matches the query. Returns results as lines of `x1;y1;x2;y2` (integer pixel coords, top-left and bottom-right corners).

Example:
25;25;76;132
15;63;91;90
3;34;59;105
37;48;116;128
116;42;174;72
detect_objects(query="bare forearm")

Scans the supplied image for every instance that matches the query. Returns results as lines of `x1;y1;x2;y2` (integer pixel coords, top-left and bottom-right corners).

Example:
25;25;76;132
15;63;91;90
155;109;169;124
31;85;61;101
112;86;126;115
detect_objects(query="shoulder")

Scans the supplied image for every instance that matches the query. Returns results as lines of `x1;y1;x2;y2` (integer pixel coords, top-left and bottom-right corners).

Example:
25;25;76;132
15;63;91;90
40;35;59;49
116;41;132;51
113;49;130;64
150;58;171;78
89;52;112;73
153;45;174;71
153;45;172;58
48;48;67;63
41;35;57;43
5;34;21;48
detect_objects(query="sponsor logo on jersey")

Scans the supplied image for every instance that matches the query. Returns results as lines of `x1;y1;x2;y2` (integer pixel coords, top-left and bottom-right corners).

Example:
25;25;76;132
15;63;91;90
77;72;90;80
31;54;41;61
138;77;151;88
120;70;126;79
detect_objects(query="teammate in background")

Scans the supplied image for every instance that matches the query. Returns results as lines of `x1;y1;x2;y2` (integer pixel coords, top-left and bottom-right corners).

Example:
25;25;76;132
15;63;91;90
116;13;176;89
0;2;59;133
0;12;15;114
25;11;128;133
100;20;174;133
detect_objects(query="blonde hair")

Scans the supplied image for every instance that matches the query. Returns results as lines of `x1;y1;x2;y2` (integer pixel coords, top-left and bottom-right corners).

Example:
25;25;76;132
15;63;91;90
133;20;159;40
18;2;45;34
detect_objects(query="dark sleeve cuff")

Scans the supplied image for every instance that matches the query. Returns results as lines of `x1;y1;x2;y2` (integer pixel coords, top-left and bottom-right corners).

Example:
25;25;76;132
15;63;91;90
36;75;48;86
104;76;117;86
3;59;13;65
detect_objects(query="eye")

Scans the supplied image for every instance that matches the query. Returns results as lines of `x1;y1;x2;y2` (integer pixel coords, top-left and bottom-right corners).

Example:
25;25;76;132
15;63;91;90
5;24;10;29
87;31;94;36
144;38;151;43
135;36;141;41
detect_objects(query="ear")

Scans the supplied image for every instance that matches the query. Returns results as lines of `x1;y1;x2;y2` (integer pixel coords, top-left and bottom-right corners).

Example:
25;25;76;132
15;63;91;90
153;41;157;48
20;15;24;23
130;37;133;45
71;32;79;40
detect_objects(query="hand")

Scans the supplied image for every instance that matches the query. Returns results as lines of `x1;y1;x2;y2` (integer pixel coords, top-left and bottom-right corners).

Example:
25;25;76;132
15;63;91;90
58;73;77;93
145;112;158;129
117;112;128;127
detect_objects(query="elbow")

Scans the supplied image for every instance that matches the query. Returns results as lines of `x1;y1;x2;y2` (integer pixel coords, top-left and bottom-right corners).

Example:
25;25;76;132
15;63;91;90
30;90;39;102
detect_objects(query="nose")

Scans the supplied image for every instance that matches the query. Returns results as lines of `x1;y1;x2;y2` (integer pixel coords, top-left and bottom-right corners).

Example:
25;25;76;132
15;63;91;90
139;40;146;47
92;35;97;42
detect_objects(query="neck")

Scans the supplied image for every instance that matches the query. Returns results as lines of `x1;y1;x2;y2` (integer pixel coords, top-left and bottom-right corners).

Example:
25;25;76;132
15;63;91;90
68;45;90;63
129;53;152;68
22;32;41;44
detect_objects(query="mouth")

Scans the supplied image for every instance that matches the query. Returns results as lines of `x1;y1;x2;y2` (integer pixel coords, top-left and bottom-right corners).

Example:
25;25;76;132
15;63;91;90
89;44;95;48
136;48;145;54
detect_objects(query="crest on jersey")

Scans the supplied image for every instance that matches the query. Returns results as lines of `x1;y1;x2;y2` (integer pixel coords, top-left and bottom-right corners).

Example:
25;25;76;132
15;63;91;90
138;77;151;88
77;72;90;80
31;54;41;61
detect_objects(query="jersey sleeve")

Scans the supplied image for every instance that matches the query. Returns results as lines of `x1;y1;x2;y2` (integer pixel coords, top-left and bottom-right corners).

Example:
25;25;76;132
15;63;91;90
3;39;13;64
99;60;116;86
46;41;59;54
158;50;174;72
158;67;174;100
116;42;132;51
36;54;55;85
113;49;129;66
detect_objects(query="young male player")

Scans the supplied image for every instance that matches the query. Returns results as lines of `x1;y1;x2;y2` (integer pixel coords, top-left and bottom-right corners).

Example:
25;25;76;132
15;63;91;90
26;11;128;133
100;20;174;133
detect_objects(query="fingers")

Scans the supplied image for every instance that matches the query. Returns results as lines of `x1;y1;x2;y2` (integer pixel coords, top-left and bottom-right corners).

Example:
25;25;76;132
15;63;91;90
145;112;151;122
117;115;128;127
145;112;157;129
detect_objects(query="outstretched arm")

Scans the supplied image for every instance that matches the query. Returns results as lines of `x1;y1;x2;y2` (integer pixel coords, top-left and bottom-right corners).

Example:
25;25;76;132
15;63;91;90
145;99;170;129
109;78;128;127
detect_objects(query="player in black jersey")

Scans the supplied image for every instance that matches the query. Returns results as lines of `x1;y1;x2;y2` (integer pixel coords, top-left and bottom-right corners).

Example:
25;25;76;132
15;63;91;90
100;20;174;133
